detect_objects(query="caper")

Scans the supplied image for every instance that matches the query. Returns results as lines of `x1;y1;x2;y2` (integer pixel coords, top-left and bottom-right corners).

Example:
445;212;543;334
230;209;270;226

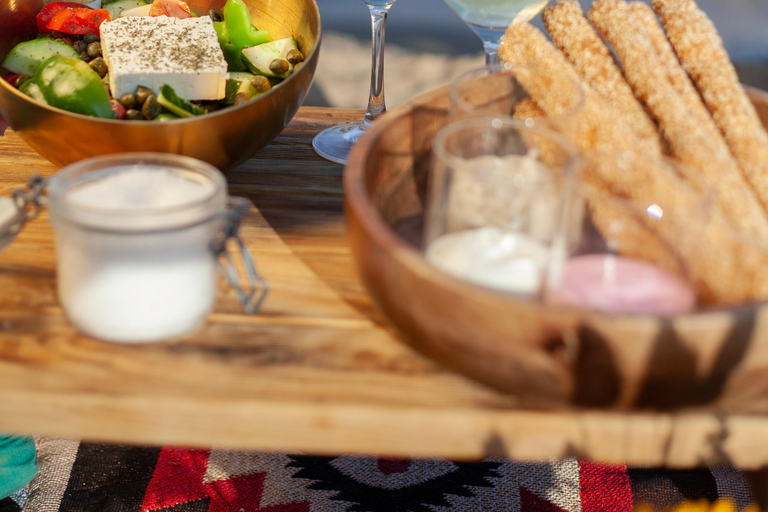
125;109;143;121
135;85;153;106
13;74;30;88
79;51;91;62
119;93;137;110
73;40;87;53
87;41;101;59
142;94;161;119
251;75;271;93
84;33;99;44
208;9;222;22
286;49;304;65
269;58;289;76
51;30;68;39
89;57;108;77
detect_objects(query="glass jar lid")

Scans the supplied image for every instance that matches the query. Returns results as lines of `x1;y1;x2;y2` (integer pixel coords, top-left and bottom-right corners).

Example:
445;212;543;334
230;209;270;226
47;152;228;233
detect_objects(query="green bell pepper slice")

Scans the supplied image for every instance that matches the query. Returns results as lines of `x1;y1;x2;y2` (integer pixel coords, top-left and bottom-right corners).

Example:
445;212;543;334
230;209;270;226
216;0;271;71
20;55;112;118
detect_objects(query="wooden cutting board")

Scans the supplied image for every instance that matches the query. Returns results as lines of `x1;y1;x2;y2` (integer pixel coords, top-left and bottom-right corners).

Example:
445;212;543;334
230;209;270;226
1;106;768;470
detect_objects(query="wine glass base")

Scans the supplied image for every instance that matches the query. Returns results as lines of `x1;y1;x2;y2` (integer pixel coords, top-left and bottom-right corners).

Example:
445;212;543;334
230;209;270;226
312;122;368;165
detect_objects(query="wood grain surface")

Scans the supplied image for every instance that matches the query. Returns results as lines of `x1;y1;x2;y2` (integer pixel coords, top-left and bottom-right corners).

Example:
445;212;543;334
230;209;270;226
2;107;768;469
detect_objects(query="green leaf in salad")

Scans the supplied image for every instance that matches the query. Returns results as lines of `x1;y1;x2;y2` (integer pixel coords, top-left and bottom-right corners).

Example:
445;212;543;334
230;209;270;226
157;84;206;117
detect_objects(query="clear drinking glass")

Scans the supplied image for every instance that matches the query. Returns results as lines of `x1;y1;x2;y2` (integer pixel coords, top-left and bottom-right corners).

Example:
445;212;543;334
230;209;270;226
449;62;585;134
546;151;716;315
441;0;550;66
424;117;579;299
312;0;397;165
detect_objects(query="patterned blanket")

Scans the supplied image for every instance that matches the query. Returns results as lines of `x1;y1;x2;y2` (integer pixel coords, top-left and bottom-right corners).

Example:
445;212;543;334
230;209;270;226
0;438;756;512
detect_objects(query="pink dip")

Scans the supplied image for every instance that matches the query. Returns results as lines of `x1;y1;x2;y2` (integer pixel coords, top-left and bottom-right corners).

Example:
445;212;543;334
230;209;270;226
548;254;696;315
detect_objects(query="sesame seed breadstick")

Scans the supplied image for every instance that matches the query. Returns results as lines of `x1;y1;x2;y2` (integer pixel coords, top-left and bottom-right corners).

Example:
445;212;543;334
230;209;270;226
628;2;717;151
589;0;768;240
651;0;768;213
499;22;643;154
542;0;662;155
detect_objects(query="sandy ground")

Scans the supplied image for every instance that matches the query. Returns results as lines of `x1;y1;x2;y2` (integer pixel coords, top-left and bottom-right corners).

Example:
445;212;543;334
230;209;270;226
306;32;484;109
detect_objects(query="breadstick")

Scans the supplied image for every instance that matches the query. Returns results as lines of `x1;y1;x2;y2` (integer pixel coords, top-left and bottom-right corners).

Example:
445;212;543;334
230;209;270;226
589;0;768;240
499;22;643;154
543;0;662;155
651;0;768;214
628;2;715;152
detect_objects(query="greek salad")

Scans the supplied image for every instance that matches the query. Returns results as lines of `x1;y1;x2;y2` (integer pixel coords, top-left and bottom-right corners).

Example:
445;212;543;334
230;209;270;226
0;0;305;120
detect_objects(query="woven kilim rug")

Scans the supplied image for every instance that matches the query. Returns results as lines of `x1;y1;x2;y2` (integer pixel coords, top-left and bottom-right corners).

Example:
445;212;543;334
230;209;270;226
0;438;756;512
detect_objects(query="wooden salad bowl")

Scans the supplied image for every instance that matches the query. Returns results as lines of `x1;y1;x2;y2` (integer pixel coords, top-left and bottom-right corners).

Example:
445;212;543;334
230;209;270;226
345;83;768;412
0;0;320;171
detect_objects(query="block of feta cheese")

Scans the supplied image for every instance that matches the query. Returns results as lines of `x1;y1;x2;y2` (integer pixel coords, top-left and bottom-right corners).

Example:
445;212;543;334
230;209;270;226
100;15;228;101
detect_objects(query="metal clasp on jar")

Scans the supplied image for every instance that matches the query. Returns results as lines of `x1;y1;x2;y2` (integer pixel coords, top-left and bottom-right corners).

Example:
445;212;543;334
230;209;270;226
0;175;47;252
210;196;269;314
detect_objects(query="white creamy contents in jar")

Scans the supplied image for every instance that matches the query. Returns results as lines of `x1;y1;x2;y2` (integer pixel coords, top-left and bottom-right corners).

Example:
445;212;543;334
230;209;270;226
426;226;550;296
55;165;221;343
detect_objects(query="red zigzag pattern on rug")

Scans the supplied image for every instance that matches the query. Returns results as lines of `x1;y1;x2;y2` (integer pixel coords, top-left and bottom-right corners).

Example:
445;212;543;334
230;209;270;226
141;448;310;512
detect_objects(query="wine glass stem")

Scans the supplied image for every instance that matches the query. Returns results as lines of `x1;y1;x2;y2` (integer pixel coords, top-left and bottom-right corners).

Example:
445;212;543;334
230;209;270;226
483;41;500;67
364;6;391;127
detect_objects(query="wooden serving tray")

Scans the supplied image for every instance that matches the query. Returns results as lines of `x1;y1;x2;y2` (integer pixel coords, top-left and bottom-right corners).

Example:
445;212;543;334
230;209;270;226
2;107;768;469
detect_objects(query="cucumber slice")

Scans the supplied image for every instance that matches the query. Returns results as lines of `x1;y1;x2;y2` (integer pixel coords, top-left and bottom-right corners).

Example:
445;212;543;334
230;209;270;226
157;84;205;117
223;72;262;104
1;38;79;76
119;3;151;16
82;0;102;8
155;113;179;121
242;36;298;78
104;0;148;18
228;71;257;82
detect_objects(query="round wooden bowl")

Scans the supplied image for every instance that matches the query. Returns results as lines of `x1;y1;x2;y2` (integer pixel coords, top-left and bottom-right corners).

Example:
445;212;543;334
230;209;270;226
0;0;320;172
345;83;768;412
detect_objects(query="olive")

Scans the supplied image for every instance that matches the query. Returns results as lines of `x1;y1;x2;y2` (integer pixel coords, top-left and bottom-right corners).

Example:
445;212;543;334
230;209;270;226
125;109;143;121
142;94;161;119
89;57;108;77
119;93;138;110
87;41;101;59
233;92;251;106
208;9;222;22
135;85;153;106
84;33;99;44
13;75;30;88
269;58;289;76
79;51;91;62
251;75;271;93
73;40;87;53
286;49;304;65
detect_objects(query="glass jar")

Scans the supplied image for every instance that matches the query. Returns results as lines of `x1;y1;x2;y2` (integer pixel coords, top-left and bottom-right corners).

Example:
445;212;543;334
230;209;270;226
46;152;264;343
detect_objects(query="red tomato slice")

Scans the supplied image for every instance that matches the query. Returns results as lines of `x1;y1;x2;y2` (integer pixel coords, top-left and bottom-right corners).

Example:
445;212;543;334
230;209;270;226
110;99;126;120
149;0;193;18
2;75;21;85
46;7;110;35
36;2;90;33
80;9;111;28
